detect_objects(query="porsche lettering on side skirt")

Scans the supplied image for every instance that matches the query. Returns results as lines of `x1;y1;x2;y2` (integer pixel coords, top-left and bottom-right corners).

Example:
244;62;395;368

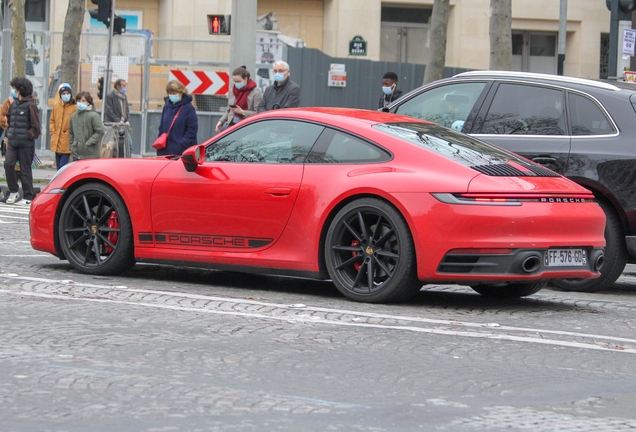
142;233;273;249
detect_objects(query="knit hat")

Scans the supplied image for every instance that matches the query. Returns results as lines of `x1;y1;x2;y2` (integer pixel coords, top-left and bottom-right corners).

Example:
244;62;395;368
58;83;72;96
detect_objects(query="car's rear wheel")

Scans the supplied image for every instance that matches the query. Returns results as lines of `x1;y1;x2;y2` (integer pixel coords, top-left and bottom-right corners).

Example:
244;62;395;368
325;198;421;303
470;282;546;299
59;183;135;275
553;200;626;292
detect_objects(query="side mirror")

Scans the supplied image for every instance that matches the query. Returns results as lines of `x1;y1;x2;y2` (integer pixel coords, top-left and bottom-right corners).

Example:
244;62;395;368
181;144;205;172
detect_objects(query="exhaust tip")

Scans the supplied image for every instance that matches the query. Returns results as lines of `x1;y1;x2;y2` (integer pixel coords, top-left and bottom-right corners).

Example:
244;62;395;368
521;254;541;273
594;253;605;272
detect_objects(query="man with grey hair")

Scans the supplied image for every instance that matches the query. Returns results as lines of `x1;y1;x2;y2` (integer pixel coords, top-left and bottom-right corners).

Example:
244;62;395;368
257;60;300;112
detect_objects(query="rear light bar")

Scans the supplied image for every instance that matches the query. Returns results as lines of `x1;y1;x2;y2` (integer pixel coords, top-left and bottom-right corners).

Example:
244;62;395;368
432;193;595;206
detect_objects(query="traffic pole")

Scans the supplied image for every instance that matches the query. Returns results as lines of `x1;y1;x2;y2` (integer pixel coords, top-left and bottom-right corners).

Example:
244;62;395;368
102;0;116;122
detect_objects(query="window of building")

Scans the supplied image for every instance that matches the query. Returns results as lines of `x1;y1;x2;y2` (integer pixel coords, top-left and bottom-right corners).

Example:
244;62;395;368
25;0;46;22
380;6;432;65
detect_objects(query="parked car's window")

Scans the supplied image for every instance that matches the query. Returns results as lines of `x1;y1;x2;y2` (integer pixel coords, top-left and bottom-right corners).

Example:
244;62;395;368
205;120;324;163
568;92;616;136
374;122;532;167
394;82;487;130
481;83;566;135
309;130;391;163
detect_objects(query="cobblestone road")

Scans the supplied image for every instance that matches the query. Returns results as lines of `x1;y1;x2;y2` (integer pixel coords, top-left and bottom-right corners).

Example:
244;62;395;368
1;204;635;431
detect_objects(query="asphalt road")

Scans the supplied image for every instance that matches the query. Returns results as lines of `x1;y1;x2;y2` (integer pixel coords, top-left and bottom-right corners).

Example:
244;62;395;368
1;202;636;432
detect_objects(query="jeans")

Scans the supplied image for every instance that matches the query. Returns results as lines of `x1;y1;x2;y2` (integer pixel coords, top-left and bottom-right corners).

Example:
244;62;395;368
4;145;34;200
56;153;70;170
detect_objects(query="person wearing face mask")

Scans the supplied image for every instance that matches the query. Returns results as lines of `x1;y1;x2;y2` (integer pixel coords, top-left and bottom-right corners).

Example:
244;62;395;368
69;91;104;161
3;77;41;206
257;60;300;112
104;78;130;123
156;80;198;156
49;83;77;170
216;66;263;132
378;72;404;109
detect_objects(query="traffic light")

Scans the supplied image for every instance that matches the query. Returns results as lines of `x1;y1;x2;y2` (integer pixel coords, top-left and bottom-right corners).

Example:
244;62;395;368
89;0;112;28
606;0;636;20
97;77;104;100
207;15;231;35
113;16;126;35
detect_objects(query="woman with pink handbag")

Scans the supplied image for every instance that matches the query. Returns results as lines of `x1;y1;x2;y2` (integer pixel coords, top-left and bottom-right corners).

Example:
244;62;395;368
154;80;198;155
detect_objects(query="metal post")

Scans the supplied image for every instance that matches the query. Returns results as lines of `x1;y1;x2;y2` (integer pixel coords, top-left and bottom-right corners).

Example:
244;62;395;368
140;33;151;155
230;0;257;75
101;0;116;122
609;0;621;79
557;0;567;75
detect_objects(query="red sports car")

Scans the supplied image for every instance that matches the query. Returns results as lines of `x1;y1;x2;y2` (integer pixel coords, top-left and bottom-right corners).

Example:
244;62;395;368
30;108;606;303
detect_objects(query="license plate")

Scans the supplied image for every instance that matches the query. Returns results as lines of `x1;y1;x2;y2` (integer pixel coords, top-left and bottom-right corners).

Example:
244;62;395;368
544;249;587;267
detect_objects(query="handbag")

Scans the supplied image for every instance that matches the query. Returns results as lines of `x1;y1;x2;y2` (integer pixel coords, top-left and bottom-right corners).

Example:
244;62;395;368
153;106;183;150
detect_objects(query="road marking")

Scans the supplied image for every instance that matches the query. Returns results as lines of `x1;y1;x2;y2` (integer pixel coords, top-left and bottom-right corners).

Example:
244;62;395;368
1;274;635;354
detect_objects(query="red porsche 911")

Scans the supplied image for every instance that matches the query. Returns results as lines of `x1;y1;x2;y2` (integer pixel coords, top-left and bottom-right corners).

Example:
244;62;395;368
30;108;606;303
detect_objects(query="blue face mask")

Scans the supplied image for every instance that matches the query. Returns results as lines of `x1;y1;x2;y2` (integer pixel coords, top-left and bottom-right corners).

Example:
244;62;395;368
11;89;18;99
382;86;394;95
120;87;127;94
234;82;245;90
169;94;180;103
61;94;71;103
273;73;285;83
77;102;88;111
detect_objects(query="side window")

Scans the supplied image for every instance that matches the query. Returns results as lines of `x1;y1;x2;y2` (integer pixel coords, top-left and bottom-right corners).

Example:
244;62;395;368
480;83;566;135
394;82;487;130
568;93;616;136
205;120;324;163
308;130;391;163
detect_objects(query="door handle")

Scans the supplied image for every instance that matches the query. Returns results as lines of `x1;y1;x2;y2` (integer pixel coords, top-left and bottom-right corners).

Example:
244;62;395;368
264;187;291;196
532;157;557;165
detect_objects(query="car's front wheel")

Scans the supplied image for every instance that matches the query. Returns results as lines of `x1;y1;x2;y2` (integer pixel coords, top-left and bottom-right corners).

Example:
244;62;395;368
553;199;627;292
470;283;546;299
58;183;135;275
325;198;421;303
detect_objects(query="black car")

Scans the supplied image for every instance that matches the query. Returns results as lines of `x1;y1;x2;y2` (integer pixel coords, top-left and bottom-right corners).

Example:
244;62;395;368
384;70;636;292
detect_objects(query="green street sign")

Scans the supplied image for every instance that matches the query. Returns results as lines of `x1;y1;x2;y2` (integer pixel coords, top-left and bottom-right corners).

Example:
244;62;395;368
349;35;367;56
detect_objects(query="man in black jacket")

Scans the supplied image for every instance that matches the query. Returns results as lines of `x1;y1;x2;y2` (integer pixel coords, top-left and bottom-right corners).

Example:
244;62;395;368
104;78;130;123
379;71;404;108
258;61;300;112
4;77;41;206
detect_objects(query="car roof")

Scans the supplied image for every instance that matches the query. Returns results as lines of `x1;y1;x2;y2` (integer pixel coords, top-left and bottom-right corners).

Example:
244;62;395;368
454;70;623;92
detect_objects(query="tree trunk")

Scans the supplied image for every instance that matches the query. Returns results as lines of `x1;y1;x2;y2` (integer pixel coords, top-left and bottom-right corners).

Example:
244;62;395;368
489;0;512;70
10;0;26;78
424;0;451;84
60;0;86;90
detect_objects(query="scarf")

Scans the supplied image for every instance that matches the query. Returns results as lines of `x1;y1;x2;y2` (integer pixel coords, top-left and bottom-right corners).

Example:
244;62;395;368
232;78;257;113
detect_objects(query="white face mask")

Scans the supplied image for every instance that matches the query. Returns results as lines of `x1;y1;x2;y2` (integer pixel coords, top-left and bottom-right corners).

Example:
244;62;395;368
382;86;394;95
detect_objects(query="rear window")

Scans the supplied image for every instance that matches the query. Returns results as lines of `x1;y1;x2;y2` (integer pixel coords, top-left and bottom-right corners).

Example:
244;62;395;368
373;122;559;177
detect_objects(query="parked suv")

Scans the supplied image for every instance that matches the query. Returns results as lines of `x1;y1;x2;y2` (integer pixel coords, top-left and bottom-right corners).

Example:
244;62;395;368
384;70;636;292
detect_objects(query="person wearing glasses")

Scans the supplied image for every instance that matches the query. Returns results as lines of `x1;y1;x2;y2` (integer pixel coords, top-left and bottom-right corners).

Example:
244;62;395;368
257;60;300;112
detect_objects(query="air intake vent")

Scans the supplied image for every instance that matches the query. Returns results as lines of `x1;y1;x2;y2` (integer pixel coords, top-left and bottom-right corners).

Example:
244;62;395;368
472;163;560;177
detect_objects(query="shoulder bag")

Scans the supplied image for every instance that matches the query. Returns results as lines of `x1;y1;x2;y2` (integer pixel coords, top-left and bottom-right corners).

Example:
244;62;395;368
153;106;184;150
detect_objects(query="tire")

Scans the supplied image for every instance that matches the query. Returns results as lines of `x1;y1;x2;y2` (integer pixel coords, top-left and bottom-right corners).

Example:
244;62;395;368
470;282;546;299
325;198;421;303
58;183;135;275
553;200;627;293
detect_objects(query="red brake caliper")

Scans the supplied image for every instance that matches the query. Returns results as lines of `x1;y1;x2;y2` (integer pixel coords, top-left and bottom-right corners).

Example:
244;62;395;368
351;239;362;270
105;211;119;254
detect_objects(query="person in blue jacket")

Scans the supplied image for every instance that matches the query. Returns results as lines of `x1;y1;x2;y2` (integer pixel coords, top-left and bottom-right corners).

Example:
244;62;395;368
156;80;198;156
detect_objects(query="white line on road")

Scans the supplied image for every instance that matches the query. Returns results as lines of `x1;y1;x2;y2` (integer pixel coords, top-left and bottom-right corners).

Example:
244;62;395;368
1;273;635;354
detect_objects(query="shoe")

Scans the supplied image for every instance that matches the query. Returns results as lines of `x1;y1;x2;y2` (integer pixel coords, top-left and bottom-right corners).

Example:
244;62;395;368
5;192;20;204
16;199;32;207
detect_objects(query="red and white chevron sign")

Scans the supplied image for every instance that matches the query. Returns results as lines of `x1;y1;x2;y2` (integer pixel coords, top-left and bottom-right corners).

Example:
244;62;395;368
169;70;230;95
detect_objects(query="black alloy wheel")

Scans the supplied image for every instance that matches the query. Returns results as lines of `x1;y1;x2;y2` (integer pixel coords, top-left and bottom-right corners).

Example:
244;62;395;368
470;282;546;299
325;198;421;303
59;183;135;275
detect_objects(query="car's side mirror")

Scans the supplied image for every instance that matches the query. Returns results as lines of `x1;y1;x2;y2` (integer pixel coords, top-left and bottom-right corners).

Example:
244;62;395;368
381;107;390;113
181;144;205;172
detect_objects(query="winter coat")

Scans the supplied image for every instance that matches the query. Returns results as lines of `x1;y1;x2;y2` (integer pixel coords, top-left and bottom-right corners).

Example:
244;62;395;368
49;95;77;155
0;97;12;130
104;89;130;123
6;95;41;148
379;89;404;109
219;87;263;126
157;93;199;156
69;106;104;160
257;78;300;112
